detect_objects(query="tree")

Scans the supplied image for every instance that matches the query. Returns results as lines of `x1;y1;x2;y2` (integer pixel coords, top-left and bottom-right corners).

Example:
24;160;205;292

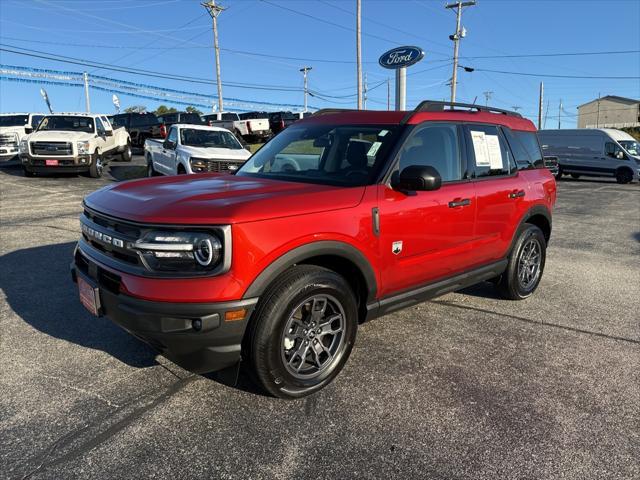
124;105;147;113
154;105;178;115
185;106;203;115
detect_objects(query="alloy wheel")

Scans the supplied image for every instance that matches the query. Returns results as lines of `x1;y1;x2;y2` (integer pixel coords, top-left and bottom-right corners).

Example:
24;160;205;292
517;238;542;291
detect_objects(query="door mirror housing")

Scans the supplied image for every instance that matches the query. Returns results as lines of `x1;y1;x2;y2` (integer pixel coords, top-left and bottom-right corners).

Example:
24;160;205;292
163;140;176;150
392;165;442;192
24;126;33;134
105;130;114;137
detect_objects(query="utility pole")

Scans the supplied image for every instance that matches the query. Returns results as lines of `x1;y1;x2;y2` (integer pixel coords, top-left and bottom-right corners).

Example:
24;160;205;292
83;72;91;113
202;0;225;115
538;81;544;130
596;92;601;128
482;90;493;106
558;99;562;129
387;78;390;111
356;0;363;109
363;73;368;109
446;0;475;103
300;66;312;112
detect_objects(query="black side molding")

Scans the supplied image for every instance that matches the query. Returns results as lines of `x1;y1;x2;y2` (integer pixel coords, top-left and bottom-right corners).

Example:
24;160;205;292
365;260;507;321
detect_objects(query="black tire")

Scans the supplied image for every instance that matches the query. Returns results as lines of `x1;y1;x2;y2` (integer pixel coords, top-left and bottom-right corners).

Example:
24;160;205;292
615;168;633;184
496;224;546;300
233;129;249;148
88;152;104;178
120;141;132;162
23;166;35;177
245;265;358;399
177;165;186;175
570;173;580;179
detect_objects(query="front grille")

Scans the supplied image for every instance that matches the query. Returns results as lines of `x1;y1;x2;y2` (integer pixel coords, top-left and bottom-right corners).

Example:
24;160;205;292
31;141;73;156
81;209;142;266
192;158;245;173
0;133;18;147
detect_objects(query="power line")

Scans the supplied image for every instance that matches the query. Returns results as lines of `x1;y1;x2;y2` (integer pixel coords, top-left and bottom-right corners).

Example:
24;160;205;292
461;49;640;59
471;67;640;80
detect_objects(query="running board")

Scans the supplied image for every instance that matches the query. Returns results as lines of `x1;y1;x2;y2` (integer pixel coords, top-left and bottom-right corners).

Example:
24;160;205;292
365;260;507;321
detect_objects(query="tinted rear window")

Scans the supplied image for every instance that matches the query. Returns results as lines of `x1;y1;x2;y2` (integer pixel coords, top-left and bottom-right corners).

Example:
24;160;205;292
504;129;544;169
179;113;203;124
239;112;268;120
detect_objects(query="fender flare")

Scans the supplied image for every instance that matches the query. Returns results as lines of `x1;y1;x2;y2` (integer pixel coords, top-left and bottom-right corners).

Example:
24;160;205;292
508;204;552;254
242;240;378;302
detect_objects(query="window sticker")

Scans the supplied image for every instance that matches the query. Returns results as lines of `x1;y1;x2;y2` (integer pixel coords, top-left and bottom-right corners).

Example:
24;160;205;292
485;134;504;170
470;130;490;166
367;141;382;157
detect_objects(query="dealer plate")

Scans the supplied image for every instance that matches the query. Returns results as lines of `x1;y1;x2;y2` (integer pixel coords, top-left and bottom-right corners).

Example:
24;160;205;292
78;275;101;317
45;159;59;166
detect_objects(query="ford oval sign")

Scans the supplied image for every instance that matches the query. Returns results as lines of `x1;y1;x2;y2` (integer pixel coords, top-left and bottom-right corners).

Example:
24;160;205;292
379;46;425;69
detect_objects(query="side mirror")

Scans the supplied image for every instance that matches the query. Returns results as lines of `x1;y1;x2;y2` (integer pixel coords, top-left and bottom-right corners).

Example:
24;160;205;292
163;140;175;150
105;130;114;137
392;165;442;192
24;126;33;134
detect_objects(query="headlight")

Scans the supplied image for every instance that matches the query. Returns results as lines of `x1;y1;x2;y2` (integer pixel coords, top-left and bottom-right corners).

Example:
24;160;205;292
19;139;28;154
189;157;209;172
77;140;91;155
133;230;223;273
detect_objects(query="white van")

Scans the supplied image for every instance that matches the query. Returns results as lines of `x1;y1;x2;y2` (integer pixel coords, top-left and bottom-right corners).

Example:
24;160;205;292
538;128;640;184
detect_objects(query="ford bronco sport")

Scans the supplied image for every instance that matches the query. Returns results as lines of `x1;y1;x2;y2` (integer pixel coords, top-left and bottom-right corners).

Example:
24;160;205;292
71;101;556;399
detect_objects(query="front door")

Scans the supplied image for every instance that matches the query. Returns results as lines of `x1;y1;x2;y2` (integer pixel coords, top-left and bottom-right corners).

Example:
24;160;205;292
377;122;477;297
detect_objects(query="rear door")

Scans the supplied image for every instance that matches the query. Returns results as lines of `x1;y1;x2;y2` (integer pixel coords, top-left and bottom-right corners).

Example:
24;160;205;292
466;124;529;263
378;122;477;296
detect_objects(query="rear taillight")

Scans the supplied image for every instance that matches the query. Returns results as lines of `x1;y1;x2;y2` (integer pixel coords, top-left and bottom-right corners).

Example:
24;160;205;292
280;120;285;130
246;122;252;134
160;124;167;138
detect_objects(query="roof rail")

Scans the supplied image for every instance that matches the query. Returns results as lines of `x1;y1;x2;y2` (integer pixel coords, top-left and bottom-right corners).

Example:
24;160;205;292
402;100;522;124
311;108;356;117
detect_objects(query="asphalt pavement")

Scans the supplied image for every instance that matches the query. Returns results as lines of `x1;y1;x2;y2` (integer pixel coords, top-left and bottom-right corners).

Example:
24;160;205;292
1;157;638;480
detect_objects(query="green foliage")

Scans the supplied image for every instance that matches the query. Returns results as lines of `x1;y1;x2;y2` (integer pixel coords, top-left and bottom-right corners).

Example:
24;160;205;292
123;105;147;113
185;106;203;115
154;105;178;115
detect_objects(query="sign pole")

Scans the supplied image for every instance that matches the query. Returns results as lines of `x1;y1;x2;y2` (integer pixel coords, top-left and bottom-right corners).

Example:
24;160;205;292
395;67;406;111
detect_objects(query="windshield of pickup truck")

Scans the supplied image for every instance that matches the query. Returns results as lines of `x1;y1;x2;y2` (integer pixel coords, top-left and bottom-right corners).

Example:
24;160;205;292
180;128;244;149
619;140;640;156
236;124;398;186
0;115;29;127
37;116;95;133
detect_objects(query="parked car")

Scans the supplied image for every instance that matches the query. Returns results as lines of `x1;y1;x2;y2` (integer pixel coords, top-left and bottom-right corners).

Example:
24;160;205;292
156;112;204;131
268;111;302;136
144;124;251;176
0;112;45;162
109;112;163;148
21;113;131;178
71;101;556;398
538;128;640;183
204;112;271;143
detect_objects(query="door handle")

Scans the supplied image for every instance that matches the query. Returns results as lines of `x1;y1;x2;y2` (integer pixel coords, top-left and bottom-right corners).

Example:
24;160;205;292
509;190;525;199
448;198;471;208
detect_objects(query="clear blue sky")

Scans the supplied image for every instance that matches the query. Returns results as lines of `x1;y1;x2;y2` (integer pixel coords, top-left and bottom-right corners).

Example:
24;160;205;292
1;0;639;127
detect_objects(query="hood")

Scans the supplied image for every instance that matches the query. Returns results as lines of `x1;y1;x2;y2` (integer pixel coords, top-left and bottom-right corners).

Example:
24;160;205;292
181;145;251;160
0;126;26;135
27;130;93;142
84;174;365;225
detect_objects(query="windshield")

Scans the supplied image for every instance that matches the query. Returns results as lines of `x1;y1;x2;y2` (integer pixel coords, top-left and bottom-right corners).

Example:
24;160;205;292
180;128;243;149
0;115;29;127
619;140;640;156
37;116;95;133
236;124;398;186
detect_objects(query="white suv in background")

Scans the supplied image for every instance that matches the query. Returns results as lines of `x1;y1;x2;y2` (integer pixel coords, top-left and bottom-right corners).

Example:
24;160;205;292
0;113;45;162
20;113;132;178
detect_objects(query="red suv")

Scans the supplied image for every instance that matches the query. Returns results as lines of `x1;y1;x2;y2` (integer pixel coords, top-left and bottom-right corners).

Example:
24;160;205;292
72;101;556;399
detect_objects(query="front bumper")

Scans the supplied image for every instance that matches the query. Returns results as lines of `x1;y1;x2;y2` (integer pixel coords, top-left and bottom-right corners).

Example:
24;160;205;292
71;245;258;374
21;153;95;173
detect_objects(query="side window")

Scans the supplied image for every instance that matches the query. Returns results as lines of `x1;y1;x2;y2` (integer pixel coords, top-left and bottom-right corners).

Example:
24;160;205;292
605;142;624;159
101;116;112;129
503;128;534;170
31;115;44;128
397;123;463;182
514;131;543;167
167;127;178;144
95;117;106;135
467;125;512;178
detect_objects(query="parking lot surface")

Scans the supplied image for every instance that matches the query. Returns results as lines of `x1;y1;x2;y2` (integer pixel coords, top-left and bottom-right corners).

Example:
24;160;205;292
1;159;638;480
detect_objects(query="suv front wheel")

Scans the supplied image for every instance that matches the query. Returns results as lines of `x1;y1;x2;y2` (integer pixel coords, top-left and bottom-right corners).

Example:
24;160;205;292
246;265;358;399
497;224;546;300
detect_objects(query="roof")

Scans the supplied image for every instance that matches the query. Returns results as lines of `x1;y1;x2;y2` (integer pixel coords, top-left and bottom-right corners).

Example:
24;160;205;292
299;108;537;131
0;112;45;116
45;112;109;117
577;95;640;109
172;123;232;133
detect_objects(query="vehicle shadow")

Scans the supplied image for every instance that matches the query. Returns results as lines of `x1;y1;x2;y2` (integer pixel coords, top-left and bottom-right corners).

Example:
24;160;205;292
558;177;618;185
0;242;158;368
457;281;504;300
108;163;147;182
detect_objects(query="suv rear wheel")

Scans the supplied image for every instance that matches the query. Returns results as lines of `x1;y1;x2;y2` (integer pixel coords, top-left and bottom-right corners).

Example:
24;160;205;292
246;265;358;399
497;224;546;300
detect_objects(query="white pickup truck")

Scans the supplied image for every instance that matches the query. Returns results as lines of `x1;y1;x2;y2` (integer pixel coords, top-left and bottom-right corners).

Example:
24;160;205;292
144;123;251;176
20;113;132;178
0;113;45;161
201;112;271;143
